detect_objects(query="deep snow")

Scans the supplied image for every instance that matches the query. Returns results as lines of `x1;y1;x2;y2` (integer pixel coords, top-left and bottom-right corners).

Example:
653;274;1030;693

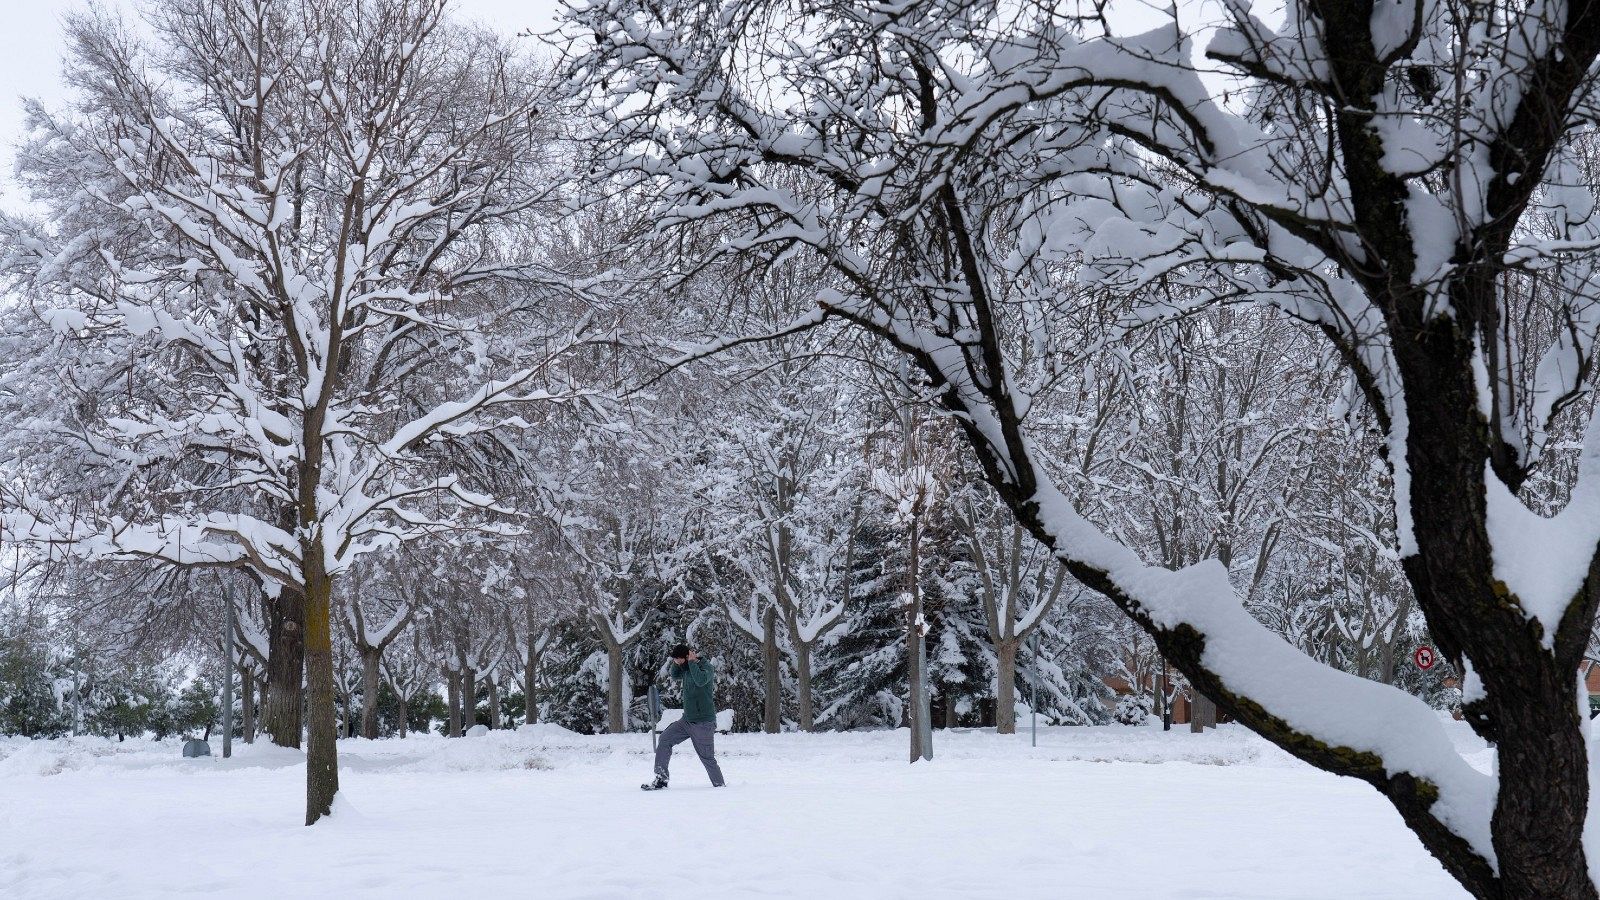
0;722;1481;899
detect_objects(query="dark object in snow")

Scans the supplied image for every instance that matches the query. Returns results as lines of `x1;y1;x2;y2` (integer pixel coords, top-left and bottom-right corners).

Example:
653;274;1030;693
641;775;668;791
182;739;211;758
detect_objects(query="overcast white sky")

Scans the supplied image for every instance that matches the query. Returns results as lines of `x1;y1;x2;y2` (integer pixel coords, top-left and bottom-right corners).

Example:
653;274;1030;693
0;0;565;207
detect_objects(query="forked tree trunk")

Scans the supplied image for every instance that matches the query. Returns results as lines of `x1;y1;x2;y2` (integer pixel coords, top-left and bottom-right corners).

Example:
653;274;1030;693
303;565;339;825
264;586;305;748
1396;323;1598;898
360;647;381;739
994;639;1019;734
762;606;781;733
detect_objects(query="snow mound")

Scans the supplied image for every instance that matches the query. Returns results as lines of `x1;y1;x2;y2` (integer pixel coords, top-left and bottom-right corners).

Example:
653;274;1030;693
516;722;581;739
387;730;554;773
0;737;142;776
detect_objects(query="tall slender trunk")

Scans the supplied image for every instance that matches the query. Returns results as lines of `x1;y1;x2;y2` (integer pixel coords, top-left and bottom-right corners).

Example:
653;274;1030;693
360;647;381;739
303;565;339;825
445;667;461;737
606;644;624;733
341;680;354;737
794;640;815;732
994;639;1019;734
488;678;501;730
762;606;781;733
264;586;305;748
524;647;539;726
907;515;929;763
241;667;257;744
461;666;477;731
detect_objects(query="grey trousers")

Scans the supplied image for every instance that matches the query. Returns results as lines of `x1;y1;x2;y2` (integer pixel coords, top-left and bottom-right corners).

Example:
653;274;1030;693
654;719;724;786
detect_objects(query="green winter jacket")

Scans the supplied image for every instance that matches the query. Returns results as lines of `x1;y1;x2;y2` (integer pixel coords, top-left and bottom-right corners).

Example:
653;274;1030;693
672;659;717;723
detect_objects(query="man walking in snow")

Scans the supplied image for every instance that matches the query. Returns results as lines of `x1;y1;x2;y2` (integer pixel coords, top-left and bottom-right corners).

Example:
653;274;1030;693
642;644;725;790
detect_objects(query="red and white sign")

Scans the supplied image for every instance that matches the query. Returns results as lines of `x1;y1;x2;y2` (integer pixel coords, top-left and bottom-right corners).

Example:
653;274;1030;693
1413;646;1437;670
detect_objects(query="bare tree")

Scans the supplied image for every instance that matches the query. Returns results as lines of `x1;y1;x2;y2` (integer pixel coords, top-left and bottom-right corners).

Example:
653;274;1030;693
4;0;599;824
949;488;1069;734
337;565;415;739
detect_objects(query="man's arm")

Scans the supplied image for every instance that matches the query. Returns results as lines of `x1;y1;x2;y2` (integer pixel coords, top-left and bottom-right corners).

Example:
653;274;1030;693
685;660;714;687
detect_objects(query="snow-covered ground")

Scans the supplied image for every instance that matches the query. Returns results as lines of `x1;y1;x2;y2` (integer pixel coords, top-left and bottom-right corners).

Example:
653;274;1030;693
0;721;1483;899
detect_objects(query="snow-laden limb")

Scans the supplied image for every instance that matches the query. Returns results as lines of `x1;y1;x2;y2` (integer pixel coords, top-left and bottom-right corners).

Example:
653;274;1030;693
793;599;847;645
2;493;298;583
1486;414;1600;649
1030;481;1495;860
821;287;1496;866
343;596;415;651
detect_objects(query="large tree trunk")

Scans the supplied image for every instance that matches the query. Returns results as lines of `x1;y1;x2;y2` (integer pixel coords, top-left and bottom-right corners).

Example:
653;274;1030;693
605;644;624;734
303;568;339;825
1396;321;1598;899
461;666;477;731
359;646;381;740
445;667;461;737
241;666;257;744
264;586;305;748
794;640;815;732
762;606;781;733
994;639;1018;734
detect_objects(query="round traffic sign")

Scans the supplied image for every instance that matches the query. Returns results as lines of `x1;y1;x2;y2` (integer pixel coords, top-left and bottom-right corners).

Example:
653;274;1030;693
1413;646;1437;670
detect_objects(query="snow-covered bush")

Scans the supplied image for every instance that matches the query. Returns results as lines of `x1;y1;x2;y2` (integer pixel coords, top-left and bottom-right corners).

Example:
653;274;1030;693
1113;694;1153;727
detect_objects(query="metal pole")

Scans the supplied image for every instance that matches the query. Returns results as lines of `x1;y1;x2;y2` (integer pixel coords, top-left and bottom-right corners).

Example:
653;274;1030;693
1030;631;1039;747
222;589;235;759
